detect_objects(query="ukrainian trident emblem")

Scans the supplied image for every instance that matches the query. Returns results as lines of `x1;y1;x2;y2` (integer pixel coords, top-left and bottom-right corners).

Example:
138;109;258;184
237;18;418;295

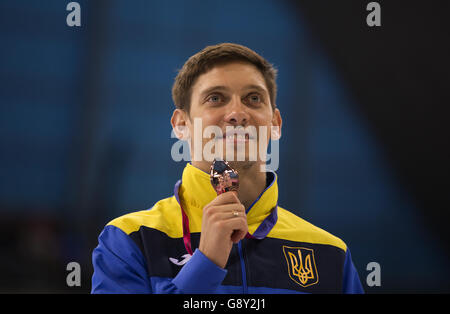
283;246;319;287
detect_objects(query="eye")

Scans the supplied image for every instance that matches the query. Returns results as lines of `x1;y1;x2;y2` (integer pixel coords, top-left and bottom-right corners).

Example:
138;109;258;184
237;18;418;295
249;94;261;102
206;94;223;104
245;93;263;106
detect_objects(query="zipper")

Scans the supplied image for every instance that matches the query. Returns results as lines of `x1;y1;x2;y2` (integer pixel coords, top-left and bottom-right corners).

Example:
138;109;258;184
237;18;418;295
237;240;248;294
235;173;276;294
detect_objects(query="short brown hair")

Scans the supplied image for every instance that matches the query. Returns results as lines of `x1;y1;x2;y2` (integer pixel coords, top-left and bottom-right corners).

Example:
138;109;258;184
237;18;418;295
172;43;278;114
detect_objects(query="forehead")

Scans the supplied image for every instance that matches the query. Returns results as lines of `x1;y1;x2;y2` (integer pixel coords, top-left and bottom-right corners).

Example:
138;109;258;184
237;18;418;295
191;61;268;95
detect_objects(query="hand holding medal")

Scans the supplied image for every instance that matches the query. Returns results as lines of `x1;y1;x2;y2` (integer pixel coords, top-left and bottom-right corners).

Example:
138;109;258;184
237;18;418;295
198;159;248;268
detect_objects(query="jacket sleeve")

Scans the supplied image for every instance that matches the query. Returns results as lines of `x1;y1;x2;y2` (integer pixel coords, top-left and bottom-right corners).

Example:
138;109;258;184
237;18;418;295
91;225;152;293
342;248;365;294
91;225;227;294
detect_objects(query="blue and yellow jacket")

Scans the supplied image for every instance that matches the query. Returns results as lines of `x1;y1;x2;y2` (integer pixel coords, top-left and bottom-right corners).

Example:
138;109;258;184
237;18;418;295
91;163;364;294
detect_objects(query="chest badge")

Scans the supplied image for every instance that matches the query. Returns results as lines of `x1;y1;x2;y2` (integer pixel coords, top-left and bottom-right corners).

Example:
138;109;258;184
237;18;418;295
282;246;319;287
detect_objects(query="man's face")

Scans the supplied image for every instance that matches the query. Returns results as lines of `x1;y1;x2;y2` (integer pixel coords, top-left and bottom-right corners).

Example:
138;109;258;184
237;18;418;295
173;61;282;171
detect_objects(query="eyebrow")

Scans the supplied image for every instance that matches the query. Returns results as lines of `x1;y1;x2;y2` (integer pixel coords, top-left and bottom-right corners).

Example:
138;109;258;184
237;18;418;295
242;84;268;95
199;85;229;99
199;84;268;99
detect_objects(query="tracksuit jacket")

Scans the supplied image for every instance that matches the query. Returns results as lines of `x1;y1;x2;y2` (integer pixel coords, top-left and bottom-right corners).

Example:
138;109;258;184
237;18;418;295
91;163;364;294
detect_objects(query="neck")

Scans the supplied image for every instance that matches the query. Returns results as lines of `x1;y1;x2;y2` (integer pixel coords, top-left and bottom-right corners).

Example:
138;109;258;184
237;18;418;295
191;160;267;210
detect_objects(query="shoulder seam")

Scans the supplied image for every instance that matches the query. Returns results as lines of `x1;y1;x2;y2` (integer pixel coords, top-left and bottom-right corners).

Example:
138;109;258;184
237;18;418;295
271;206;348;252
107;196;183;238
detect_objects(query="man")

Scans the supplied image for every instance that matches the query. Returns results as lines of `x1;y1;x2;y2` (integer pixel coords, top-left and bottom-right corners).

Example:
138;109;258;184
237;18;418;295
91;43;364;293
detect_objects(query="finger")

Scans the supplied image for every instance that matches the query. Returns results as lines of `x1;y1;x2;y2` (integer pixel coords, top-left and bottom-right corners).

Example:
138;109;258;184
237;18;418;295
222;217;248;234
231;229;247;243
228;221;248;243
204;203;246;216
208;210;247;221
208;191;241;206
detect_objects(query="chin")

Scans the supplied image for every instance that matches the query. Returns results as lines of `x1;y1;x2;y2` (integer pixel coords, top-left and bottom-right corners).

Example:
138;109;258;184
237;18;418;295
226;160;257;171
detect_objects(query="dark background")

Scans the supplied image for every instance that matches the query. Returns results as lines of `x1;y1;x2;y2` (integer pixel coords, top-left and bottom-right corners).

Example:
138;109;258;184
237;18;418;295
0;0;449;293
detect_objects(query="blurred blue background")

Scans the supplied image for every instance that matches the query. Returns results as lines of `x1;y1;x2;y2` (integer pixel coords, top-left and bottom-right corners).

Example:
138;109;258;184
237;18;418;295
1;0;449;292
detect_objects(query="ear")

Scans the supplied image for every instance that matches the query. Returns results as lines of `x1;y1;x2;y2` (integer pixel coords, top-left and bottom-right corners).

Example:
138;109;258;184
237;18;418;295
271;108;282;140
171;109;190;140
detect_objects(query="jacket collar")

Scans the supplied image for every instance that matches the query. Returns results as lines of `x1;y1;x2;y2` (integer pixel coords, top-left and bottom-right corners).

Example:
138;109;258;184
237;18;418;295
177;163;278;231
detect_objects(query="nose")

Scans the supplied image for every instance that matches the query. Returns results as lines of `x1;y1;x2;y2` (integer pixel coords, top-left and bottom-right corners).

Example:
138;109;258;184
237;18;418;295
224;96;249;126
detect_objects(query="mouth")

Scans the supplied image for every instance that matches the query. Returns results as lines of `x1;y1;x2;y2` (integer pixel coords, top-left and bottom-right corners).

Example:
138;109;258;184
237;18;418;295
216;132;255;143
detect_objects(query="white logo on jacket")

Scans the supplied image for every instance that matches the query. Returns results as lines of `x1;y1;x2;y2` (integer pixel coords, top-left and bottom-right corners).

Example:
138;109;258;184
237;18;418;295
169;254;192;266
